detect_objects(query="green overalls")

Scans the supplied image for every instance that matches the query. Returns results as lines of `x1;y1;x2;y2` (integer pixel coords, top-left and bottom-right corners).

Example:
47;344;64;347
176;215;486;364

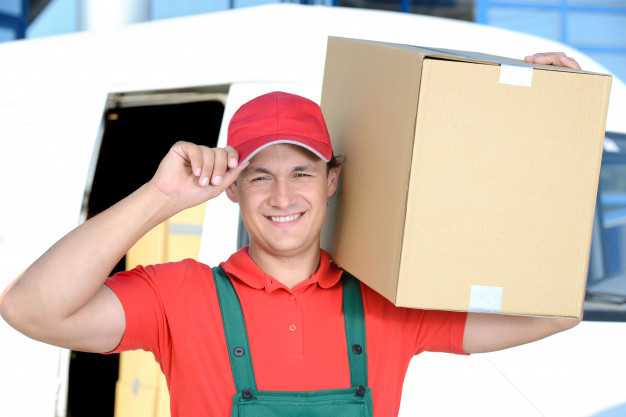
213;267;374;417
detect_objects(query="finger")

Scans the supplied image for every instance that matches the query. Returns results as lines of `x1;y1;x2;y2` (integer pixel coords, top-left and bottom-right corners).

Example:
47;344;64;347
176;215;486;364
224;146;241;168
210;148;229;186
529;52;565;59
523;55;536;64
221;160;249;188
173;141;203;177
524;52;580;70
558;55;581;70
197;146;215;187
524;53;561;66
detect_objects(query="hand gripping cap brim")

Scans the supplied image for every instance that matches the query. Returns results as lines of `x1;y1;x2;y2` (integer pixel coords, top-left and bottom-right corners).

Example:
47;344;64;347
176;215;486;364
227;91;334;165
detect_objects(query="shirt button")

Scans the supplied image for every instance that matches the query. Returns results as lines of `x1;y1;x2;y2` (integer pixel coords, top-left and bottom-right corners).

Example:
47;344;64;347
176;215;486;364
289;295;295;301
288;324;296;332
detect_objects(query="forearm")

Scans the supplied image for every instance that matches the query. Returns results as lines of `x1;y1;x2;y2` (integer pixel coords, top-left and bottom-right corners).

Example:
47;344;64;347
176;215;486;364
463;312;581;354
1;182;177;327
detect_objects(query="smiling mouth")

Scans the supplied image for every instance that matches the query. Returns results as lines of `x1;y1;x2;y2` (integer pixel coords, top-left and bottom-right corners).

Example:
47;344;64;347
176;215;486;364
268;213;304;223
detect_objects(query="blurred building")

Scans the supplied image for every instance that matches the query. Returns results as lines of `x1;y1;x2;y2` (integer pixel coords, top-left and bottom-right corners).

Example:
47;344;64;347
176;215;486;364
0;0;624;80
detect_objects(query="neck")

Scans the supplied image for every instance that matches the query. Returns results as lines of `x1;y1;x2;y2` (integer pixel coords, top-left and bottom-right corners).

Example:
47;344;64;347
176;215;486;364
247;244;321;289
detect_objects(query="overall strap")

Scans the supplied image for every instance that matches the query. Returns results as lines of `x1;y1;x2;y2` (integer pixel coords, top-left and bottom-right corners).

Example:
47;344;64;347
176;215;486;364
213;266;368;393
342;271;368;388
213;266;257;394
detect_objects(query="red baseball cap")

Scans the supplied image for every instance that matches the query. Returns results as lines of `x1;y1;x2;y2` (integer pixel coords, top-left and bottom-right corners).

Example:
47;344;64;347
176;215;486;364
227;91;334;165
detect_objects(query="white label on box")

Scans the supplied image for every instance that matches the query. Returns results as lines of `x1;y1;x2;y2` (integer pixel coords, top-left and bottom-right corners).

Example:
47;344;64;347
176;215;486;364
469;285;503;314
499;64;533;87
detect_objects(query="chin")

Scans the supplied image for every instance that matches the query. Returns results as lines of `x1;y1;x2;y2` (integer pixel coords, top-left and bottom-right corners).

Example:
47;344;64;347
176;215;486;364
254;238;318;258
268;243;308;257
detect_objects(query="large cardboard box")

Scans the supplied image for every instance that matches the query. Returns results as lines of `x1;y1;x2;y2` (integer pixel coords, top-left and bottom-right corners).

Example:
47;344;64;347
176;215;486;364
320;37;612;318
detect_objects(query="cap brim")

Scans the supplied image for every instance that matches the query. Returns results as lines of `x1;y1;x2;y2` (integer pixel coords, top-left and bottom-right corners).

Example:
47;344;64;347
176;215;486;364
237;138;332;166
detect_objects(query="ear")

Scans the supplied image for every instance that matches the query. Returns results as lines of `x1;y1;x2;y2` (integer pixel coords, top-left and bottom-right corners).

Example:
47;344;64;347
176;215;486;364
225;183;239;203
327;166;341;197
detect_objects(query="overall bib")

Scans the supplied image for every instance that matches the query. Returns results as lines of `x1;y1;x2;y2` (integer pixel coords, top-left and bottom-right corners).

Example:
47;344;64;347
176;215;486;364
213;267;374;417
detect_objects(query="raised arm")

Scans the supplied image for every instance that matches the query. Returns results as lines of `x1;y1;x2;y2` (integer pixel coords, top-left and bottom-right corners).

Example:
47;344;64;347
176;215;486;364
0;142;246;353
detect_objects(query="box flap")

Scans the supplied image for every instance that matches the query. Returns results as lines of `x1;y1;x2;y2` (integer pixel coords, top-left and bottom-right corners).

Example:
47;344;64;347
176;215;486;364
331;37;607;76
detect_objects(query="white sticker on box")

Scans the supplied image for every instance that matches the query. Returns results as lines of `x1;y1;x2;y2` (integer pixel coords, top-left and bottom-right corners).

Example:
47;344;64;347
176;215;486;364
499;63;533;87
469;285;503;314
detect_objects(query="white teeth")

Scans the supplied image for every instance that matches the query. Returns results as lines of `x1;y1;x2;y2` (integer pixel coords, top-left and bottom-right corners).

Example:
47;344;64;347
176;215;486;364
270;213;301;223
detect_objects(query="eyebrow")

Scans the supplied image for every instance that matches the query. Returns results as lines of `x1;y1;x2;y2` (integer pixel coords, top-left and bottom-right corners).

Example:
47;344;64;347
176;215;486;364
244;164;320;176
245;167;272;175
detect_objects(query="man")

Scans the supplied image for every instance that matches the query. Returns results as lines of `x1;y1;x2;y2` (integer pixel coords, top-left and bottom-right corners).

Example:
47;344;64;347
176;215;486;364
1;53;582;416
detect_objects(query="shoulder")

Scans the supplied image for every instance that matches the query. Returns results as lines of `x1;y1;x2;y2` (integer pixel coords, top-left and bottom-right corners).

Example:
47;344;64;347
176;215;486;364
358;280;420;322
105;258;216;300
114;258;212;278
359;280;466;331
358;282;467;355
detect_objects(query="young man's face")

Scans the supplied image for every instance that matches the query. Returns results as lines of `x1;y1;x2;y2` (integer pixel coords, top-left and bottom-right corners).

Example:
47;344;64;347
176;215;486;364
226;143;339;259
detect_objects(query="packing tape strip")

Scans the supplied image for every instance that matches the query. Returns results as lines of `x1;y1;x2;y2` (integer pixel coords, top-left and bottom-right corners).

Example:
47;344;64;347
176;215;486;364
399;44;534;87
499;63;533;87
468;285;503;314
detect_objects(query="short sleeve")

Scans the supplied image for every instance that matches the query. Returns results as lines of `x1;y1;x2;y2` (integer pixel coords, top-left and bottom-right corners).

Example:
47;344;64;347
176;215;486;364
361;284;469;359
411;308;469;355
104;260;191;359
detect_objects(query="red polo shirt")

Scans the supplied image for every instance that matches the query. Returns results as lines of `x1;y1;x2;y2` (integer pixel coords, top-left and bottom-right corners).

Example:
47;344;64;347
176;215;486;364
105;248;467;416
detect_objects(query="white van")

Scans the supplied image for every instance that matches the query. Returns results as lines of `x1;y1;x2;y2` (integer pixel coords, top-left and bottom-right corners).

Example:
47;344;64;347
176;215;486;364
0;4;624;416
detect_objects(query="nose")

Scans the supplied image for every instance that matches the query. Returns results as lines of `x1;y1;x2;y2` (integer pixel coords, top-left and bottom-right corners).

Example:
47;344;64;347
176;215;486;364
268;178;297;209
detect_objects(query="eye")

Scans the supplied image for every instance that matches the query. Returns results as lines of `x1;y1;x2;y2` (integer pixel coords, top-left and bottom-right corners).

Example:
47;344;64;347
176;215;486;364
251;176;268;182
295;173;311;178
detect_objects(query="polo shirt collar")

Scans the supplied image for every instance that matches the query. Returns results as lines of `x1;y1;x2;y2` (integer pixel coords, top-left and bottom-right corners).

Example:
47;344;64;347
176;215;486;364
221;247;343;292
